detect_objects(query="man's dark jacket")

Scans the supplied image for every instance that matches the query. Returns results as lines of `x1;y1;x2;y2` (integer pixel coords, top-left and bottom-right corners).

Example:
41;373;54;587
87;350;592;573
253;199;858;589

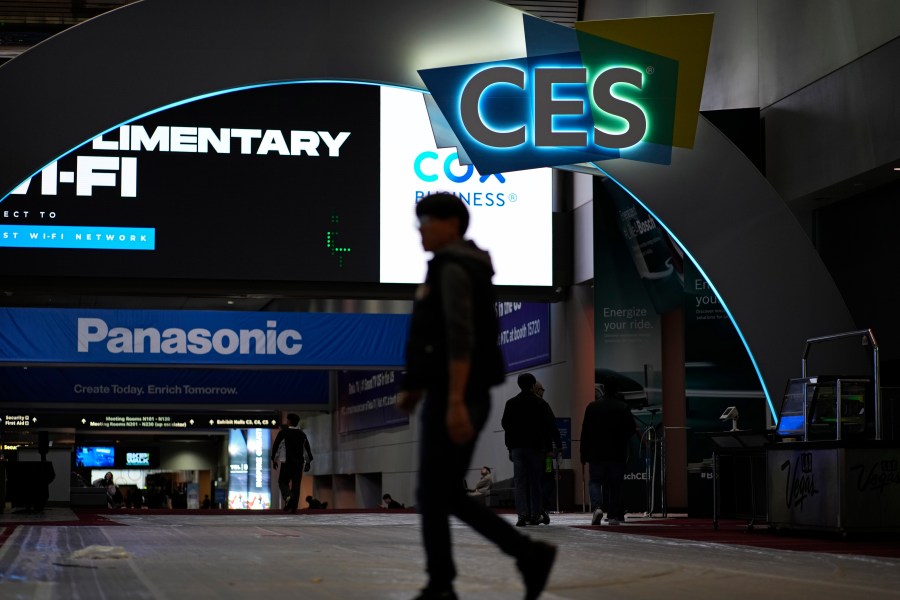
501;391;558;452
580;398;636;463
403;240;504;392
271;427;312;465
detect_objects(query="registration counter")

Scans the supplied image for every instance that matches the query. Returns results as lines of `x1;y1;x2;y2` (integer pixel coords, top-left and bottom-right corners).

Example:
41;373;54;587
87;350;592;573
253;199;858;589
764;330;899;534
767;440;900;534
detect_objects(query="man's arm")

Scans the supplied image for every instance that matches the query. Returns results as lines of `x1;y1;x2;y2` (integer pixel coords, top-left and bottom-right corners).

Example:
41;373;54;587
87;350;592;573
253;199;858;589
271;431;284;468
579;405;591;465
446;358;474;444
303;435;313;463
442;261;475;445
543;401;562;456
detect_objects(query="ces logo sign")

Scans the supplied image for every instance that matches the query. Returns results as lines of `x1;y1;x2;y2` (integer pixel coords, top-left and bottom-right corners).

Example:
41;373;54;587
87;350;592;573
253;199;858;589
419;13;713;175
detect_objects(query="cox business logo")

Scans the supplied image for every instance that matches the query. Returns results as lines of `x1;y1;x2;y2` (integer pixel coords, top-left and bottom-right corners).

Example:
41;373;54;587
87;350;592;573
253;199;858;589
77;317;302;356
414;151;505;184
414;150;511;206
419;14;713;175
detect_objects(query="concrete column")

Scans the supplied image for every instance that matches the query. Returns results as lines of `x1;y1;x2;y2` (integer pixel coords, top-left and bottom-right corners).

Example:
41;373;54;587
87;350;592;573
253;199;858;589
661;307;687;511
570;283;596;512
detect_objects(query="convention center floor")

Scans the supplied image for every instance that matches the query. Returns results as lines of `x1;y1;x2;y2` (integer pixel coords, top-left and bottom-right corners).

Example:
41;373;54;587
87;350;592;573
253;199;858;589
1;508;899;599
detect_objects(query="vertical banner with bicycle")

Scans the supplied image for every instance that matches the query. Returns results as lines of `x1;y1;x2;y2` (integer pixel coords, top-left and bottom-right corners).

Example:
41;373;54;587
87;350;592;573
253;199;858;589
593;180;671;516
593;178;763;517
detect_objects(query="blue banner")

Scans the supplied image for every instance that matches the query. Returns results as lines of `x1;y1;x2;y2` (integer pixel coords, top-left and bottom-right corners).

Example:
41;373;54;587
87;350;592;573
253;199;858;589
0;366;328;404
555;417;572;460
0;308;409;367
337;370;408;434
497;302;551;372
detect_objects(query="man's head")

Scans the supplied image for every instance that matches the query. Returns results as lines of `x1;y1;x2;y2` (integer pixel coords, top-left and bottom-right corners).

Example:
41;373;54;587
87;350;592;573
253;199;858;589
382;493;393;501
534;380;545;398
415;192;469;252
481;466;491;477
287;413;300;427
517;372;537;392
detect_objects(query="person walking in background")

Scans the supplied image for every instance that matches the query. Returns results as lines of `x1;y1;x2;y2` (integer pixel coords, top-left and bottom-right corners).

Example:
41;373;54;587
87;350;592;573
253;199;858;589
271;412;313;514
502;373;559;526
580;384;639;525
398;193;556;600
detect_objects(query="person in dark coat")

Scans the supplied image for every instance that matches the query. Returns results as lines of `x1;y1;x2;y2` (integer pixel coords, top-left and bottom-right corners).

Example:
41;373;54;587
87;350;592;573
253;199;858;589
501;373;560;526
382;493;404;509
271;413;313;513
397;193;556;600
580;384;639;525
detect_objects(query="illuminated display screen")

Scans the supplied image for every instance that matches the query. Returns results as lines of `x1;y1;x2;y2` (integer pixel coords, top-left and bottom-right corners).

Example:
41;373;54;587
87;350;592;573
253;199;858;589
379;87;553;286
75;445;115;467
228;428;271;510
125;451;151;467
0;83;553;287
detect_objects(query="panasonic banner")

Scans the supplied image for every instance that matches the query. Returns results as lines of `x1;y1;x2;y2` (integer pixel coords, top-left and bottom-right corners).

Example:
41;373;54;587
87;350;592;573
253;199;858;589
0;308;409;367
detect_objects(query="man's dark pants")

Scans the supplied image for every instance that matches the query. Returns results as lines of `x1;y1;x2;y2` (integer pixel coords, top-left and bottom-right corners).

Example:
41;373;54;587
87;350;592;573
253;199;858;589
588;460;626;520
417;386;526;590
511;447;544;518
278;461;303;510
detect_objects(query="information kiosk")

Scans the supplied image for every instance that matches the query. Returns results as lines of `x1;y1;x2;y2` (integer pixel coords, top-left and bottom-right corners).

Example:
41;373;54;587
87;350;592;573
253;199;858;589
766;330;900;534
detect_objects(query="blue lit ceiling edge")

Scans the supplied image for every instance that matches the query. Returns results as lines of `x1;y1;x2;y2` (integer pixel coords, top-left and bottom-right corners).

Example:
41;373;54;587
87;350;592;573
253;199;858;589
589;161;777;422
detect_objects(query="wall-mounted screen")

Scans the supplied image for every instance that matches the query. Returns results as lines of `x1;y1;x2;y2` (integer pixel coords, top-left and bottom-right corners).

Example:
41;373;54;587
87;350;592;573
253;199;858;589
125;451;151;467
0;83;553;287
75;445;115;468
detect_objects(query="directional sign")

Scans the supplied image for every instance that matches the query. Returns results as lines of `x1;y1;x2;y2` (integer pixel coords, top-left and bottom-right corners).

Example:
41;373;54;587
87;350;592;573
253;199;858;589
1;410;280;430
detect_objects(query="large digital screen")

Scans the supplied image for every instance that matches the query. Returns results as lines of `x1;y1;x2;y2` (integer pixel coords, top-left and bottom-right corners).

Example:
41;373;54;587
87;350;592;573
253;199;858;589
75;445;115;468
0;83;553;286
228;428;271;510
125;451;151;467
379;87;553;286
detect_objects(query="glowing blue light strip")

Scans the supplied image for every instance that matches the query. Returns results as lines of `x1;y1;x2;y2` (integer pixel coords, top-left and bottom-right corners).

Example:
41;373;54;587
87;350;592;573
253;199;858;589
590;161;777;422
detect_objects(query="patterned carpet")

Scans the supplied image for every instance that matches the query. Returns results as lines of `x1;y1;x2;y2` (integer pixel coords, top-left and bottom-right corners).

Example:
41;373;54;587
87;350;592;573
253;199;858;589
576;517;900;558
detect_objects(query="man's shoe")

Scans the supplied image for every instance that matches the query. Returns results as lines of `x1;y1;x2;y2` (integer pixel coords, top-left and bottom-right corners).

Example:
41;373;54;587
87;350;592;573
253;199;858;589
528;514;543;526
517;540;557;600
606;518;620;526
591;509;603;526
411;586;458;600
516;515;529;527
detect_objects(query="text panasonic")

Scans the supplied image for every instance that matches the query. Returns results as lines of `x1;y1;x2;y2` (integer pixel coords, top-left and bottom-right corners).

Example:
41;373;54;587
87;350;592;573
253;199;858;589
77;318;302;356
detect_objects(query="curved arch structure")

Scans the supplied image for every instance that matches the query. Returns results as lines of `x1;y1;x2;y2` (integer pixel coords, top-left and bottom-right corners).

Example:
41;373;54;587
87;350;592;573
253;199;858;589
593;117;856;412
0;0;855;410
